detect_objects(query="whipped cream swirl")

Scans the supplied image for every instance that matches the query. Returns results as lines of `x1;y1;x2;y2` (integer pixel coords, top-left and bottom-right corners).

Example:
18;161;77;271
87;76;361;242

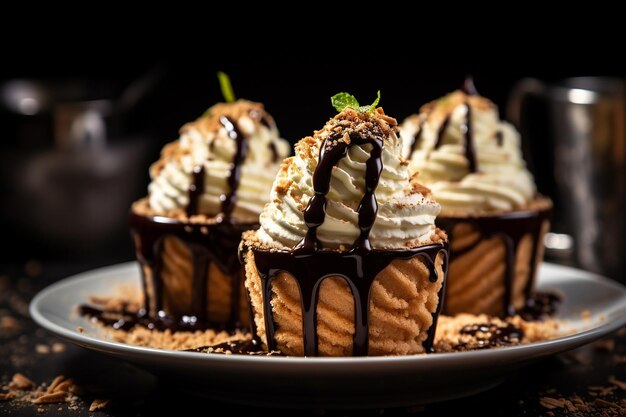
400;91;536;212
258;107;440;250
147;100;291;223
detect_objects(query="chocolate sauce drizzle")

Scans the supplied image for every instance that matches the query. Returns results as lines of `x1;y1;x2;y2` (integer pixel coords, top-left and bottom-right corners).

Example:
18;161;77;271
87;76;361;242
495;130;504;147
82;109;282;333
438;206;552;317
128;212;253;328
250;130;448;356
121;116;253;330
218;116;248;221
186;166;205;217
409;77;479;173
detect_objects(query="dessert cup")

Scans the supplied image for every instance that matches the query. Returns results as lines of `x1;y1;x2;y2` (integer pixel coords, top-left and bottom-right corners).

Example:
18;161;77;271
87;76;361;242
438;196;552;316
400;79;552;317
130;100;290;328
240;102;449;356
131;199;251;326
241;230;448;356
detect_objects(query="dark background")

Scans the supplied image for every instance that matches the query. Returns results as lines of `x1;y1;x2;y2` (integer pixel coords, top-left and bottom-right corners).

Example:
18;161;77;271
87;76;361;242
2;39;625;268
3;35;626;417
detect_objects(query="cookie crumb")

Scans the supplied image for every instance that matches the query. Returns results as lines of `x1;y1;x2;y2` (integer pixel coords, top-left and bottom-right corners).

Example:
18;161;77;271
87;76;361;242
89;398;111;412
592;398;620;409
36;344;50;354
540;396;566;409
0;392;15;401
9;373;34;390
609;376;626;390
32;392;67;404
52;342;66;353
0;315;19;331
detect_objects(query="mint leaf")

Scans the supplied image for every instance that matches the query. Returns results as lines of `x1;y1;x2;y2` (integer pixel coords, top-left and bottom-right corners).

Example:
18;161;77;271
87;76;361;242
331;92;360;112
217;71;235;103
359;90;381;113
331;91;381;113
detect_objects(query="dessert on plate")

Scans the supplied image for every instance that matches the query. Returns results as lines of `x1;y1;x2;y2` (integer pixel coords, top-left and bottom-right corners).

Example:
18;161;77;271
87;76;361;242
239;92;449;356
399;78;552;317
130;77;290;328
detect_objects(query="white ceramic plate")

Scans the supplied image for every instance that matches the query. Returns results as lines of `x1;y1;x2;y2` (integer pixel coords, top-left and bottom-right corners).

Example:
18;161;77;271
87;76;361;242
30;262;626;409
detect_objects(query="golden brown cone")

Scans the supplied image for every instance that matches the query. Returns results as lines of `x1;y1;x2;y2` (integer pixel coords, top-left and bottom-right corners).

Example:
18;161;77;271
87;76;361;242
444;220;550;316
244;250;445;356
142;235;248;325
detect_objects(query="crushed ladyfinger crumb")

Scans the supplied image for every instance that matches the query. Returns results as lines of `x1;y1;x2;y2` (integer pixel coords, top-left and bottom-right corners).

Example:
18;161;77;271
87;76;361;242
0;392;15;401
52;343;66;353
2;375;82;409
609;376;626;390
36;344;50;354
0;315;19;331
89;398;111;412
32;392;68;404
9;373;34;390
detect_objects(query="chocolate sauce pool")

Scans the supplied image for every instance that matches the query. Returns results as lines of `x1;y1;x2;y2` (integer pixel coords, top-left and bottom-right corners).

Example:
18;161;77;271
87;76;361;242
456;322;524;350
247;127;448;356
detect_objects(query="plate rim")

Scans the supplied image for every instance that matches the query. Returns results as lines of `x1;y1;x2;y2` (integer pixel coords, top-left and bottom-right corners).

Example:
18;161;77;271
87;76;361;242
29;261;626;367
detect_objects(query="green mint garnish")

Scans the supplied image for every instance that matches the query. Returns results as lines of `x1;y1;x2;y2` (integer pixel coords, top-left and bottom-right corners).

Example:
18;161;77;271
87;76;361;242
218;71;235;103
331;92;360;112
330;90;381;113
202;72;236;116
359;90;381;113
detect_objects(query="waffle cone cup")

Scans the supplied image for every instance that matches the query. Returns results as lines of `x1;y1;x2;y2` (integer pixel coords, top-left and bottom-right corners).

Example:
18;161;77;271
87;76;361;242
130;198;250;326
440;196;552;316
241;232;448;356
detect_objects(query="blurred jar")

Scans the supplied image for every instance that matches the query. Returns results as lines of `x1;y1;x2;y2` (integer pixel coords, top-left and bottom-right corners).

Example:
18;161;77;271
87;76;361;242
508;77;626;281
0;75;161;262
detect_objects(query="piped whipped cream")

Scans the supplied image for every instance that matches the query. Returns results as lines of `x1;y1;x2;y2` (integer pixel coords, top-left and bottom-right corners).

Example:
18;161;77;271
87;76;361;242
147;100;291;223
258;107;440;250
400;89;536;213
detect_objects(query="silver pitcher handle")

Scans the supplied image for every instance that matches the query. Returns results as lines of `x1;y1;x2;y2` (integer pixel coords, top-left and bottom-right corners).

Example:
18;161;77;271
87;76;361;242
506;78;547;128
506;78;575;263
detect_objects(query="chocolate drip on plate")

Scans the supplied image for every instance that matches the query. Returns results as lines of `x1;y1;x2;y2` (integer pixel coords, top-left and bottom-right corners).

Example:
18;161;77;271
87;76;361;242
457;322;523;350
78;304;242;333
520;291;561;321
184;339;283;356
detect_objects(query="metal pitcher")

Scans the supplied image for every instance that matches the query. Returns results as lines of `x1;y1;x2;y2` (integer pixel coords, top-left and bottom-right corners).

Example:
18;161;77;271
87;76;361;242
508;77;626;281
